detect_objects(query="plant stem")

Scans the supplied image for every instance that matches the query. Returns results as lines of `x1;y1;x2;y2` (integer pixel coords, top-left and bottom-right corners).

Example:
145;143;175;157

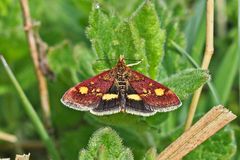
19;0;51;128
184;0;214;130
0;131;18;143
238;0;240;107
0;56;60;160
0;140;43;151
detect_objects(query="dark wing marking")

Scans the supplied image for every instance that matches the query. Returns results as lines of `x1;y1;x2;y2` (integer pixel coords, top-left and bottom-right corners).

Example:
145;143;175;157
128;70;181;112
61;70;115;111
126;86;156;116
91;85;120;115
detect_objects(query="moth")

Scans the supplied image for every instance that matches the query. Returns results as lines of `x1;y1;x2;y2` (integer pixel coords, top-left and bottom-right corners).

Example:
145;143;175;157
61;56;181;116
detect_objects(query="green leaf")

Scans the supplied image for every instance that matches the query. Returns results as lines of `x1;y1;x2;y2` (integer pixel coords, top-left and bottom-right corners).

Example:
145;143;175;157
87;2;120;70
85;113;148;131
171;41;220;104
233;125;240;160
184;126;237;160
86;0;166;78
185;0;206;62
144;112;168;128
47;42;97;83
73;44;97;78
143;148;157;160
155;1;188;76
47;41;76;74
119;148;134;160
78;127;133;160
0;0;12;16
162;69;210;100
191;16;206;64
131;0;165;79
214;39;238;104
113;21;148;75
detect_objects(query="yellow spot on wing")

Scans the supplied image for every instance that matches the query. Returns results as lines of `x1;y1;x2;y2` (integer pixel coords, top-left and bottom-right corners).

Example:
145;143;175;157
143;88;147;93
96;88;100;92
90;81;94;85
102;94;118;100
79;86;88;94
127;94;142;101
96;93;103;96
155;88;165;96
149;83;153;86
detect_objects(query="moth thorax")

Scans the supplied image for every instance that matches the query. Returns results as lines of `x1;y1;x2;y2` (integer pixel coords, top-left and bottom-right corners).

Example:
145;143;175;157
116;62;127;73
118;81;126;85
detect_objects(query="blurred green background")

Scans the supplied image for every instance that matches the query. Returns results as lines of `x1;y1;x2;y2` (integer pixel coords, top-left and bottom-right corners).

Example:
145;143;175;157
0;0;238;159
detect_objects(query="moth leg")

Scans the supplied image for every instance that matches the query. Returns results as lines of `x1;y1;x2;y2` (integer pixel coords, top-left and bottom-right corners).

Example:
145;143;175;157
126;59;143;67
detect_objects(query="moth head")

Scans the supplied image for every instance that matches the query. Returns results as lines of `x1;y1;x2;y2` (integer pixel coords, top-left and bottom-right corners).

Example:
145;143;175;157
116;55;127;72
118;55;125;64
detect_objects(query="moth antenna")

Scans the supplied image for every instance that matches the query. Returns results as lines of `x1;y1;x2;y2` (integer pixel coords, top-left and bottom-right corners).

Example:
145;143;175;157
127;59;143;67
96;58;117;61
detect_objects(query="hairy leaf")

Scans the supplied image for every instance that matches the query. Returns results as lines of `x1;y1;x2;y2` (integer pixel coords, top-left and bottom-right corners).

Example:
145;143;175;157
73;44;97;78
85;113;148;131
79;127;133;160
119;148;134;160
143;148;157;160
87;2;120;70
162;69;210;100
113;21;148;74
155;1;188;76
131;0;165;79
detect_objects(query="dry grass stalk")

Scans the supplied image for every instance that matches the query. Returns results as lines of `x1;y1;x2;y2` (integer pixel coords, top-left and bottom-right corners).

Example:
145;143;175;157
0;131;18;143
185;0;215;130
157;105;236;160
15;153;30;160
0;140;43;151
19;0;51;128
